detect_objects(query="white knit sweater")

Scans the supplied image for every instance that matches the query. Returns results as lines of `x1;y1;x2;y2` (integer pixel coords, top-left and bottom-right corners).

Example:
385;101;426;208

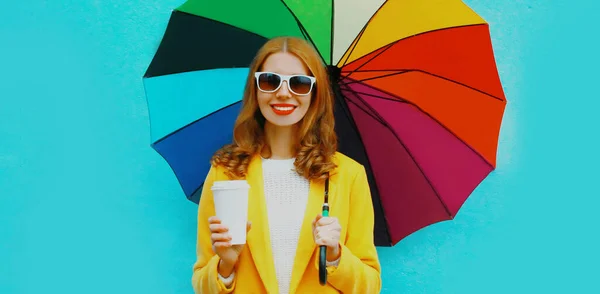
261;157;310;293
218;157;338;293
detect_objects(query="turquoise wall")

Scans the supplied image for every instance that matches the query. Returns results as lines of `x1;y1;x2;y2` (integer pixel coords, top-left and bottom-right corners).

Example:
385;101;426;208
2;0;599;293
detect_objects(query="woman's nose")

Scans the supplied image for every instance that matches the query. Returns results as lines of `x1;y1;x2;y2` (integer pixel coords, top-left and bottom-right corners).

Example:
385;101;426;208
276;81;292;97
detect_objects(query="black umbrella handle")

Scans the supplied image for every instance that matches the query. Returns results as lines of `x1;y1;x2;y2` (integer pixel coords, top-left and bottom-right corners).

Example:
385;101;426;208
319;204;329;286
319;175;330;286
319;245;327;285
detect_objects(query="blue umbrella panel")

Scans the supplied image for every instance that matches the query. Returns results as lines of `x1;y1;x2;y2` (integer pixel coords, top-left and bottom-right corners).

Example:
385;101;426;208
142;11;269;202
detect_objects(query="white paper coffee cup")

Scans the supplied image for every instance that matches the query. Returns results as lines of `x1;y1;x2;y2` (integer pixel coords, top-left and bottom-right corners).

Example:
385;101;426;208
211;180;250;245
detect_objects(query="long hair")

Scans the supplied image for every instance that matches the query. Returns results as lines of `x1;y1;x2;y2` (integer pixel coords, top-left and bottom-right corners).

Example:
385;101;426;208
211;36;337;180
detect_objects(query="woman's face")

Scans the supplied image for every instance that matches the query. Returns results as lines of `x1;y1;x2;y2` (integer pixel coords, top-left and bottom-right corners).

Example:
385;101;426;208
256;52;314;128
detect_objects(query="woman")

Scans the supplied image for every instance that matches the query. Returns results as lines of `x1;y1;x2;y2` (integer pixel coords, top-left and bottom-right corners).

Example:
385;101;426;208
192;36;381;294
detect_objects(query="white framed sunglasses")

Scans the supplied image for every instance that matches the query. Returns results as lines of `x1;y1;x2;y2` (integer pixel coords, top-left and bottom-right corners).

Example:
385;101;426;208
254;71;316;96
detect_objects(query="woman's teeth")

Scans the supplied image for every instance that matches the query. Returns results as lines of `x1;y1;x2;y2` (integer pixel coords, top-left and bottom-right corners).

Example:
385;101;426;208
273;106;295;111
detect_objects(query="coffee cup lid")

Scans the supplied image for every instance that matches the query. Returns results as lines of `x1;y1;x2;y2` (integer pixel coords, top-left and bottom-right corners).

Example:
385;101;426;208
211;180;250;190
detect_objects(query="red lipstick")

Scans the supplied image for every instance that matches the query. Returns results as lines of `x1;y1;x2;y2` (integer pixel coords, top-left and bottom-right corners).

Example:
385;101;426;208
271;104;297;116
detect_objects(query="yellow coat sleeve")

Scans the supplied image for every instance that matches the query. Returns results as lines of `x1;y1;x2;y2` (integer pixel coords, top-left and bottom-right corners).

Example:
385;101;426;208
326;165;383;293
191;166;237;294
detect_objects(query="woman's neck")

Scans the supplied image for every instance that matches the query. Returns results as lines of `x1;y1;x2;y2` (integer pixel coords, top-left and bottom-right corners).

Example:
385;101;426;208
263;122;297;159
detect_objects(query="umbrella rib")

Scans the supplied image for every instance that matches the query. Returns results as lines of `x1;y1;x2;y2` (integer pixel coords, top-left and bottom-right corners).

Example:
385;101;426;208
330;0;334;65
337;0;388;67
299;23;310;40
189;182;206;205
342;70;407;83
340;84;453;217
334;86;389;175
341;69;504;102
340;90;388;125
339;84;392;125
342;79;495;169
341;89;407;104
340;42;396;80
279;0;328;66
340;23;488;73
335;83;393;244
151;100;241;146
339;26;365;68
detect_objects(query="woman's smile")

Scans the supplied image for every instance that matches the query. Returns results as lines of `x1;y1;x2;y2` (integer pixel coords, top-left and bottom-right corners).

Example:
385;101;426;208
271;103;297;115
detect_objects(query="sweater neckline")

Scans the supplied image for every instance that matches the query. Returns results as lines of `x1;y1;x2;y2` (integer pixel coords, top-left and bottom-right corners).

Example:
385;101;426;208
260;156;295;162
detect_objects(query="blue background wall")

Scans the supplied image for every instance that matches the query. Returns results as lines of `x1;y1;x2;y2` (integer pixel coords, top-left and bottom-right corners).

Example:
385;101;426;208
1;0;599;293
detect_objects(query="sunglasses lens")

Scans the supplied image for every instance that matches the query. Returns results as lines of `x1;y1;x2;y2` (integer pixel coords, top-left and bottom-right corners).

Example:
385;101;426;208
257;73;281;92
289;76;313;95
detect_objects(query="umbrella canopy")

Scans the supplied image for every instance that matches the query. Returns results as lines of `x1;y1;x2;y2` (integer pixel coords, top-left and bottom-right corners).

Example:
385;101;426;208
143;0;506;246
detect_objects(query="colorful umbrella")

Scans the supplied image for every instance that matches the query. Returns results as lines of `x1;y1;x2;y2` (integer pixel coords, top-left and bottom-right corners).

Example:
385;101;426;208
143;0;506;247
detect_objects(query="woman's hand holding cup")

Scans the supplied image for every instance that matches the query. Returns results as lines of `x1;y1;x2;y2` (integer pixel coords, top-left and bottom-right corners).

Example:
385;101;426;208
208;216;252;277
209;180;251;277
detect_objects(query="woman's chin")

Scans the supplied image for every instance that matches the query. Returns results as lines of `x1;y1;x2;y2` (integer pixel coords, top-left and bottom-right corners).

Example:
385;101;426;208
264;117;302;128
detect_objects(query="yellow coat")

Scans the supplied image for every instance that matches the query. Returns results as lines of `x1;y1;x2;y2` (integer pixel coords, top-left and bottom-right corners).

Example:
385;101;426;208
192;152;382;294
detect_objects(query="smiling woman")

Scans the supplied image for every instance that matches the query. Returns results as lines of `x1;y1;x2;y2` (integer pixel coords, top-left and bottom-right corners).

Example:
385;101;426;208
144;0;507;252
255;52;316;139
191;36;382;294
214;37;337;177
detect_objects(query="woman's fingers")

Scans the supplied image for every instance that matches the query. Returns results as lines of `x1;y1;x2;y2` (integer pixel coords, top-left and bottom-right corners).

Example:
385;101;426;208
211;232;232;243
209;223;229;233
316;216;336;226
313;224;341;237
208;216;221;224
312;214;322;227
314;234;327;246
314;231;338;246
315;236;336;247
213;241;232;249
313;222;341;248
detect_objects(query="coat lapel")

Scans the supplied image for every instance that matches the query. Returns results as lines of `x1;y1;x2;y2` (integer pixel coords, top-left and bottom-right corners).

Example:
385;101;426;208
245;154;338;294
288;175;336;294
246;155;278;293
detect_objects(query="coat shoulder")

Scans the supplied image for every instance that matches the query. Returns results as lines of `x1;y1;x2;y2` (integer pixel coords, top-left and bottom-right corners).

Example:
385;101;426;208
332;151;364;176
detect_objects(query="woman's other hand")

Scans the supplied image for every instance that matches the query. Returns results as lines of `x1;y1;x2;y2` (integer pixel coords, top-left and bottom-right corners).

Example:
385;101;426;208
208;216;251;277
312;214;342;261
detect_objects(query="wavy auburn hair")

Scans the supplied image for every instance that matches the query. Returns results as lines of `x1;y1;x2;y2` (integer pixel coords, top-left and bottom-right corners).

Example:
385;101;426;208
211;36;337;180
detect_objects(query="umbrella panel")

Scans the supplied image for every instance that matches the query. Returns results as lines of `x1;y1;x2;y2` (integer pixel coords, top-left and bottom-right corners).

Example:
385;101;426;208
282;0;332;63
330;68;392;246
347;72;504;167
153;102;242;203
343;81;495;212
341;80;494;243
144;68;249;143
144;10;268;78
337;0;485;67
342;24;505;100
340;84;448;244
176;0;305;42
331;0;386;65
